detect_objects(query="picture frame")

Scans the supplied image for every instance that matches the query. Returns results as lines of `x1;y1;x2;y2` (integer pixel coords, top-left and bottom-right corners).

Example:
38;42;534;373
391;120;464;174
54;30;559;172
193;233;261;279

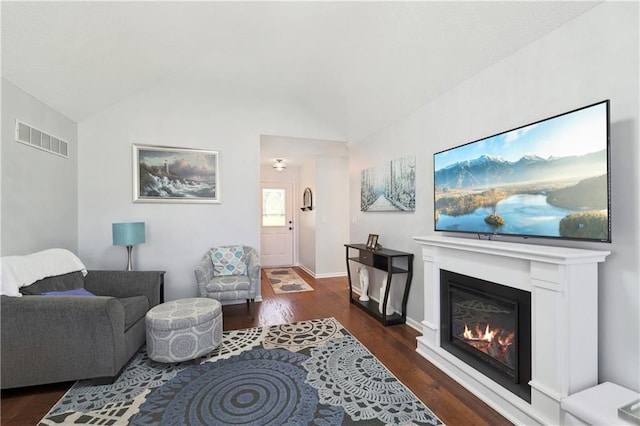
366;234;379;250
133;144;220;203
361;155;416;212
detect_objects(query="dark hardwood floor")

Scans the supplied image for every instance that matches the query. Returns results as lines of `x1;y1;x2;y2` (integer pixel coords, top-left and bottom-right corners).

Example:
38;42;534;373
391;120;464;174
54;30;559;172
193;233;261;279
1;268;512;425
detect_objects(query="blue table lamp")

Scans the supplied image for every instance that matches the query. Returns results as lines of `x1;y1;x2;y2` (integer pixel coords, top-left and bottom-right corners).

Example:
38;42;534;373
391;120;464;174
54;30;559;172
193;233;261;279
112;222;146;271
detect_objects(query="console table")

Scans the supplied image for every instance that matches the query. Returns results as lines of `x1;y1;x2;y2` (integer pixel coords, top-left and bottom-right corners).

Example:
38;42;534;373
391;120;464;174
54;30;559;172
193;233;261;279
345;243;413;325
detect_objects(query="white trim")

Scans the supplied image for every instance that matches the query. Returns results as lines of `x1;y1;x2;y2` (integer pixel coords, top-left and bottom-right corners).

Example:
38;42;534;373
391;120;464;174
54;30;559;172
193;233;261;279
314;271;347;279
296;264;347;279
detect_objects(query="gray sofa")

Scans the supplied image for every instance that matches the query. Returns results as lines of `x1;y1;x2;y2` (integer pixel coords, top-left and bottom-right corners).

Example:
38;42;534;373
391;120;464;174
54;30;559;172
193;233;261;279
1;270;162;389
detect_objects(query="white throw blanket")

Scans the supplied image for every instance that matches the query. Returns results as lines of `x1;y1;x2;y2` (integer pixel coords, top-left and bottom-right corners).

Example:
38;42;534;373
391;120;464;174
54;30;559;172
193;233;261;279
0;249;87;297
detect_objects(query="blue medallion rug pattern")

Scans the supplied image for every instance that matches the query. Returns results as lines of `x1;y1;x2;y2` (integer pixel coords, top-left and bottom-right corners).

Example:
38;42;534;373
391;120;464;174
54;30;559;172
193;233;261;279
40;317;443;425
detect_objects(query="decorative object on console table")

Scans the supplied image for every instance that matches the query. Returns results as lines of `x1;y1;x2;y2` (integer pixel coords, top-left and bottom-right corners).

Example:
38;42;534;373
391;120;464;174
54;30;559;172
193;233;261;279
112;222;145;271
358;265;370;301
344;243;413;326
366;234;379;250
378;273;394;316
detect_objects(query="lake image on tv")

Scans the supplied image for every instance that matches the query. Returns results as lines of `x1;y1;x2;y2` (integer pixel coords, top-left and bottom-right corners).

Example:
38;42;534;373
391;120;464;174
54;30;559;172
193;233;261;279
436;194;575;237
433;149;611;239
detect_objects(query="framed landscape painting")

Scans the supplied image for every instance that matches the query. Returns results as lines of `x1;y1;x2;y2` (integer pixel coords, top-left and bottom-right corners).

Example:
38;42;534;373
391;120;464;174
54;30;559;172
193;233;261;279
361;155;416;212
133;144;220;203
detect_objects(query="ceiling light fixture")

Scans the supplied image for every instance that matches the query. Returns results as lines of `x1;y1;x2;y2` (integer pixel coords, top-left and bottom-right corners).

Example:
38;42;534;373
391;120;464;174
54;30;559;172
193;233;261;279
273;159;286;171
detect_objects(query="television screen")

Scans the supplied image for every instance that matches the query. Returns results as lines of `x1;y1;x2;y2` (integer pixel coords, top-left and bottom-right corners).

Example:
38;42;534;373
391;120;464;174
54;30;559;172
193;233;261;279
434;100;610;242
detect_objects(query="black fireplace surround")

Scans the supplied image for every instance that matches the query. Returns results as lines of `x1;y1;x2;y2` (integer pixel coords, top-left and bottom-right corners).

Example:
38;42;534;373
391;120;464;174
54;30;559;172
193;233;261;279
440;270;531;402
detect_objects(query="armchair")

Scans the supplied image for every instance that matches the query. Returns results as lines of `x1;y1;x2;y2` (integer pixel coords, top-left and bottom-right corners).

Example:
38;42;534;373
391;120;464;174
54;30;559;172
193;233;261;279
194;245;260;318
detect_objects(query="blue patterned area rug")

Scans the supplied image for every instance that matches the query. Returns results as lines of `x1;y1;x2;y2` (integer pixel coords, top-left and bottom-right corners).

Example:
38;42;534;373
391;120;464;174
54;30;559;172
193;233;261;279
39;318;443;425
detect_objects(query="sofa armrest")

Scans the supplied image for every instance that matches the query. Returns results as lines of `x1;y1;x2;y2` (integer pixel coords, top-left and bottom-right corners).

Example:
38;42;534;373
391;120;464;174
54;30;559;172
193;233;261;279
194;256;215;297
84;270;163;308
244;246;261;289
0;295;126;388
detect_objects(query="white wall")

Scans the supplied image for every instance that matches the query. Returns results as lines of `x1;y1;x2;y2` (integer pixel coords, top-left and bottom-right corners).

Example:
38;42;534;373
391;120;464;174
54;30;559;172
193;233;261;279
294;155;349;277
349;2;639;392
315;155;349;277
78;81;343;302
1;79;78;255
298;157;316;273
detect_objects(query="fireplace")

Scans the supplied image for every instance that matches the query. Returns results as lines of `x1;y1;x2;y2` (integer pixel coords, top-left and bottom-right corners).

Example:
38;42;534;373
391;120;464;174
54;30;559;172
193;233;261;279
440;270;531;402
413;236;609;425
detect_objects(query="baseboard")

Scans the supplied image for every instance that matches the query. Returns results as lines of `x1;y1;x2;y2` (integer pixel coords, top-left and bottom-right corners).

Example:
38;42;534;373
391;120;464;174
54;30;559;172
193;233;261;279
314;272;347;279
296;264;347;279
405;316;422;332
297;264;314;277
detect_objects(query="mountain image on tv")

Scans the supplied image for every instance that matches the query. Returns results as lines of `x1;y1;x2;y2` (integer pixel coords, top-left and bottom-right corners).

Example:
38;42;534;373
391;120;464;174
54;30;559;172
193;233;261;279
434;101;610;242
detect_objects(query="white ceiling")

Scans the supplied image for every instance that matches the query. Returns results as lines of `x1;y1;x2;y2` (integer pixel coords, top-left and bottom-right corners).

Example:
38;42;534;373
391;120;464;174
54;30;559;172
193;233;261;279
2;1;599;144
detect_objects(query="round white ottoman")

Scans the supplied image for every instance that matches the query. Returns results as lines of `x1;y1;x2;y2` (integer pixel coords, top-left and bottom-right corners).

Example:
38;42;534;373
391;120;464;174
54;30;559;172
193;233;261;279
146;298;222;363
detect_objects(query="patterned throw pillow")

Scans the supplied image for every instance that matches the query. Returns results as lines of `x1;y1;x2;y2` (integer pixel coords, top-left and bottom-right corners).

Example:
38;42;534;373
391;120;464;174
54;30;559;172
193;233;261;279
211;246;248;276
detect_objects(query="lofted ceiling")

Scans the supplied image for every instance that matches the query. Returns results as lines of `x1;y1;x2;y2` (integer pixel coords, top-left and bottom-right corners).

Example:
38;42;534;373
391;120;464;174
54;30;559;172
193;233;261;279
2;1;600;144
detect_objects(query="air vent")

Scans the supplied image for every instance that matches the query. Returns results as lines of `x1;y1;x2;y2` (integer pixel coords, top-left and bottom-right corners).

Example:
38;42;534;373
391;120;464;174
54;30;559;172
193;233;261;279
15;120;69;158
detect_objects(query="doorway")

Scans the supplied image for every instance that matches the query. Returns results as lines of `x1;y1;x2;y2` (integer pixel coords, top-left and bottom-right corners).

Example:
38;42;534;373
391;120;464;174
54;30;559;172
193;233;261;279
260;182;294;267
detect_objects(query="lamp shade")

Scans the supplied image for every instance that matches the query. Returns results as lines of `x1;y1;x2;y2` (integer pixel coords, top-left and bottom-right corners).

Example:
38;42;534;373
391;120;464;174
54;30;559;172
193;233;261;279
112;222;146;246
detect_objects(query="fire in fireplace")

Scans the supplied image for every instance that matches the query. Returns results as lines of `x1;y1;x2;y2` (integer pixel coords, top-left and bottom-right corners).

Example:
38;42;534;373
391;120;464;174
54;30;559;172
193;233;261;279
440;270;531;402
462;322;515;369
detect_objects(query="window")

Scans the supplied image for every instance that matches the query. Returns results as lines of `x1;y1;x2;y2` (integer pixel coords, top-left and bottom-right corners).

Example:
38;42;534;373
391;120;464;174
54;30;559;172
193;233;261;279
262;188;285;226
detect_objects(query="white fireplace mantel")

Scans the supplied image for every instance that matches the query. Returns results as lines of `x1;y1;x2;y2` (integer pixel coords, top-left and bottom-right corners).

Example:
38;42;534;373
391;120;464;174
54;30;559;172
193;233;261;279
413;235;610;425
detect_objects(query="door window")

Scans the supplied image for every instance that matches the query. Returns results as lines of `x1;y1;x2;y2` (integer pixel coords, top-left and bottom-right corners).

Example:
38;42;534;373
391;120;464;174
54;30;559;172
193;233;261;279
262;188;285;226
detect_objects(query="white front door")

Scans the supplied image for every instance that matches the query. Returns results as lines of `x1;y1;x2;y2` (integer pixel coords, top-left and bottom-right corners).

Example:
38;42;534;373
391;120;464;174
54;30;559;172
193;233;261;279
260;182;294;267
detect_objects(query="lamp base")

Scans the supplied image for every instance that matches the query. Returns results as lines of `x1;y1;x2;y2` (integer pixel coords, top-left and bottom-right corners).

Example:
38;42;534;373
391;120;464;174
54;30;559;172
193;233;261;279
125;245;134;271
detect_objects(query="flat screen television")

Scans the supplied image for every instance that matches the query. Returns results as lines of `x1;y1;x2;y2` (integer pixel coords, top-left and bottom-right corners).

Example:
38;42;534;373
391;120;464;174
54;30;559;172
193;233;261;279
434;100;610;242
